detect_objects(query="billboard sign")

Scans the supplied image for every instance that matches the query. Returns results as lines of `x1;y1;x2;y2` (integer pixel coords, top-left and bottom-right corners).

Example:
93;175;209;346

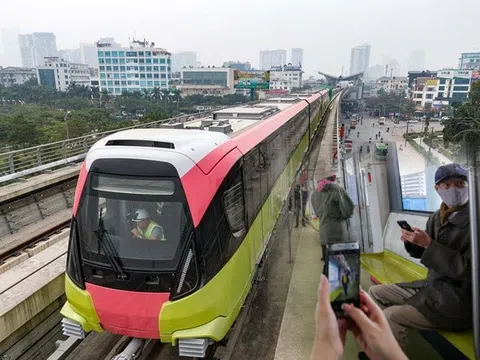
234;70;270;90
472;70;480;80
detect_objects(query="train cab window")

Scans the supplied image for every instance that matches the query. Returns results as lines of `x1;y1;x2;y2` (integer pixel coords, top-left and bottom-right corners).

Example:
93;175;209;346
222;181;246;238
77;173;193;271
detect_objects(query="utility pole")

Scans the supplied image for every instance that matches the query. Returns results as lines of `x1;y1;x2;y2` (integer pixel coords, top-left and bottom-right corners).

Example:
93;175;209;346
426;127;434;166
404;121;409;147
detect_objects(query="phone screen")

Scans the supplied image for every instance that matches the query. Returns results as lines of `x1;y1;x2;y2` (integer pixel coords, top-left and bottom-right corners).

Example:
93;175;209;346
327;246;360;315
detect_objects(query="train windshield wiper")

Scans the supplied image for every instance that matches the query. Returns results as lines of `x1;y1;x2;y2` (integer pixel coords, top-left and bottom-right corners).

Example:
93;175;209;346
93;208;127;279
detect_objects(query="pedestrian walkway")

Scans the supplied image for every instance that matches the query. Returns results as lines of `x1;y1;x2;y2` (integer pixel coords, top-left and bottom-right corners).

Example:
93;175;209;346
413;138;453;165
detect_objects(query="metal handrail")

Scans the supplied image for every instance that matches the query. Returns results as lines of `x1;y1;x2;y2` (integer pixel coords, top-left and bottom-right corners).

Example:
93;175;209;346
0;108;222;184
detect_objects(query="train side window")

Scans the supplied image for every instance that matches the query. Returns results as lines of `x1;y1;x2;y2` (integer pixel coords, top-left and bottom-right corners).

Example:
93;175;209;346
223;181;246;238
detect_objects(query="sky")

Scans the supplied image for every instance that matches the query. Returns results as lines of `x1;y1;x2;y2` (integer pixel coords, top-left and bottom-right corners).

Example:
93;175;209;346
1;0;479;77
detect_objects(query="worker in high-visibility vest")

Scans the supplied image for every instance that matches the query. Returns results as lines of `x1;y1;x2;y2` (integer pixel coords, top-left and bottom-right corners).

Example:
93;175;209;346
131;209;166;241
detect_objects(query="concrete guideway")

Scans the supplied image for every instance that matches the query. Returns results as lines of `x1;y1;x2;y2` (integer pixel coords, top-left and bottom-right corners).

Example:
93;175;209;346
0;164;80;203
0;238;68;345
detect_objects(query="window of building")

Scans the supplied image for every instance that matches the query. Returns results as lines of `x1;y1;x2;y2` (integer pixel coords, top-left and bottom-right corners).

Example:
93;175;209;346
119;58;125;64
140;74;146;79
161;81;167;86
454;78;470;85
160;58;166;64
99;58;105;64
140;80;147;87
453;85;469;91
107;81;113;86
120;73;127;79
113;73;120;79
138;51;144;56
145;51;151;57
154;74;159;79
126;51;137;57
153;58;159;64
104;51;111;57
147;74;152;79
105;58;112;64
98;51;104;57
146;58;152;64
439;78;446;84
112;58;118;64
161;74;166;79
112;66;119;71
146;66;152;71
154;80;160;86
119;51;125;57
120;66;126;71
139;59;145;64
106;66;112;71
101;80;107;86
426;94;433;99
111;51;118;57
160;66;165;71
100;73;106;79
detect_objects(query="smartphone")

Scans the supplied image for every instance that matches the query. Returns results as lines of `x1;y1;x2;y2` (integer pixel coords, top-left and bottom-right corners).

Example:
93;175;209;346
397;220;413;232
326;242;360;316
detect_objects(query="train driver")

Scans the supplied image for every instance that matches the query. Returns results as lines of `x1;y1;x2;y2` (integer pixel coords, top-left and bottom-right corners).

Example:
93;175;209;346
131;209;166;241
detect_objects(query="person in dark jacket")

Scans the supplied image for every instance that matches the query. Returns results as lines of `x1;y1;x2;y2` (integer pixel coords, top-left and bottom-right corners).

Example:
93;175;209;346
311;179;355;271
368;163;471;350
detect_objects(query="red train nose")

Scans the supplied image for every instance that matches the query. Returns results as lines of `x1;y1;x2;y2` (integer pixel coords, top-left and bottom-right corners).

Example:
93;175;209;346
86;283;170;339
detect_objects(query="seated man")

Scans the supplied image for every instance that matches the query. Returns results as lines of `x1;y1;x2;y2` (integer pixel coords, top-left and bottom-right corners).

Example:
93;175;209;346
131;209;166;241
369;163;471;350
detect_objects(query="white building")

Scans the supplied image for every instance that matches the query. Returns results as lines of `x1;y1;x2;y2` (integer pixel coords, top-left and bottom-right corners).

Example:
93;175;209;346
18;32;58;68
97;39;172;95
37;57;91;91
458;52;480;70
350;43;370;75
291;48;303;67
179;67;235;96
375;76;408;95
171;51;197;73
269;65;302;92
0;66;37;86
435;69;473;104
259;50;287;70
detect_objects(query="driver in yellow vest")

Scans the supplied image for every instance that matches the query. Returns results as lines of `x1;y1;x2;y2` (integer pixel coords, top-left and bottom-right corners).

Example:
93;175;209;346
131;209;166;241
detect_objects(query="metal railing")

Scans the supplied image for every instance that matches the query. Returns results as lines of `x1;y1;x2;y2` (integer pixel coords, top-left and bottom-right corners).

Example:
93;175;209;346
0;109;221;184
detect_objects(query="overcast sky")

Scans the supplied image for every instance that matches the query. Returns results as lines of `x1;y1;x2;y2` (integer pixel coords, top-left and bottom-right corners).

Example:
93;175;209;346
1;0;479;76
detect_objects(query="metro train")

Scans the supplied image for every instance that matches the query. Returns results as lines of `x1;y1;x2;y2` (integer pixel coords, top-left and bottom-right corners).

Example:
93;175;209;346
61;90;334;357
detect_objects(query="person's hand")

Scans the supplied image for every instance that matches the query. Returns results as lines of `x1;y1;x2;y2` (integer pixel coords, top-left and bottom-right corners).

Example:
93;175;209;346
401;227;432;248
131;228;141;238
311;275;348;360
343;289;408;360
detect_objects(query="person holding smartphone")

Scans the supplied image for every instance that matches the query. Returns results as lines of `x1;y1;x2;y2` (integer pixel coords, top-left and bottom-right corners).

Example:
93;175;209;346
310;275;407;360
368;163;472;350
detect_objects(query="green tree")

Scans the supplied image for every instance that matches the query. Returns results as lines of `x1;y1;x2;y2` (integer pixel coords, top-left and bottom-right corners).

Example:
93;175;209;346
443;82;480;145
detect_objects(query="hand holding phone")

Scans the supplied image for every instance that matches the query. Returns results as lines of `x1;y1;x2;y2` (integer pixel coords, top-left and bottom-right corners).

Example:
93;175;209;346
326;242;360;317
397;220;413;232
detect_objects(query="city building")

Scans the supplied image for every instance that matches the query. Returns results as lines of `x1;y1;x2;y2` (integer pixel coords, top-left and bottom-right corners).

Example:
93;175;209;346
223;61;251;71
96;39;172;95
349;43;370;75
259;50;287;70
18;32;58;68
58;48;82;64
171;51;197;72
407;50;426;72
0;66;37;86
179;67;235;96
458;52;480;70
366;64;385;80
1;29;22;66
37;57;91;91
269;65;303;92
435;69;473;104
291;48;303;67
375;76;408;95
80;43;99;68
410;77;438;108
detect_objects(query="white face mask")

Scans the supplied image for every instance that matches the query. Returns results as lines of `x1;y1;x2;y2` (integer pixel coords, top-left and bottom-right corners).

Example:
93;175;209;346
437;187;469;207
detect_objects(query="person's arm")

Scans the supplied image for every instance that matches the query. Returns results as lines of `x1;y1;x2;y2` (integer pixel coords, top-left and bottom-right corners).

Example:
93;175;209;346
338;188;354;219
149;226;165;241
421;240;471;281
404;241;425;258
311;191;324;218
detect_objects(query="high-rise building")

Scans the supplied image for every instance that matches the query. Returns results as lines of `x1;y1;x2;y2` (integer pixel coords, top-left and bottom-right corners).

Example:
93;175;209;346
349;43;370;75
1;29;22;66
291;48;303;67
458;52;480;70
223;61;251;71
407;50;426;71
386;59;402;77
97;39;172;95
18;32;58;68
259;50;287;70
80;43;99;68
58;48;82;64
171;51;197;72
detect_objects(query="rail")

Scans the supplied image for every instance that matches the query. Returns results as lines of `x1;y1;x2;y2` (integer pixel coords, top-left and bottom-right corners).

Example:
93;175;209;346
0;108;223;184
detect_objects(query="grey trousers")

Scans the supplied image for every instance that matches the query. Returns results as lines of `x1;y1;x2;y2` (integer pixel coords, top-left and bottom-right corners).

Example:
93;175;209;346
368;284;440;350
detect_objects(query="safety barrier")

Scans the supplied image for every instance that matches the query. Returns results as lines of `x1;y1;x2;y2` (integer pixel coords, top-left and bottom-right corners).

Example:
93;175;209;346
0;109;221;184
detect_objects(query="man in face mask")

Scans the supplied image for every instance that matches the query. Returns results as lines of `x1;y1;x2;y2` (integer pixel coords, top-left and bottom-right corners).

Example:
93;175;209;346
367;163;472;351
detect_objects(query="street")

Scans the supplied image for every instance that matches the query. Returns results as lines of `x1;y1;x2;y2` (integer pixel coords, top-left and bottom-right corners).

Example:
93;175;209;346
341;115;444;176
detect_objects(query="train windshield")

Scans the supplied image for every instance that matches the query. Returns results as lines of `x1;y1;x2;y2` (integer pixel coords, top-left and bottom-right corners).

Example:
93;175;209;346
77;172;193;271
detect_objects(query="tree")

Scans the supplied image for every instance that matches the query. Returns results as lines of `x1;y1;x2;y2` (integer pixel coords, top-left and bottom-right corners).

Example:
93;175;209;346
443;82;480;145
424;103;432;112
403;99;416;116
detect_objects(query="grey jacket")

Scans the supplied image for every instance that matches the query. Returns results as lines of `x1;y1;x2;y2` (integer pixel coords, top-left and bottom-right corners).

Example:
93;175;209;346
311;184;355;245
398;204;472;331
